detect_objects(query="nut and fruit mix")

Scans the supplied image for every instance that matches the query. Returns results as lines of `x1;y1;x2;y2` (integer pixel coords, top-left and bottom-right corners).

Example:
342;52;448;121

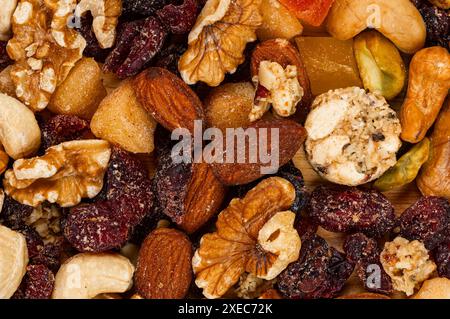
0;0;449;300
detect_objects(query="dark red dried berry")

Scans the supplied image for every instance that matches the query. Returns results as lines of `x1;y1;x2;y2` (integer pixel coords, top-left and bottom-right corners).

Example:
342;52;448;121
39;114;90;151
31;239;65;273
308;185;396;238
399;196;450;250
122;0;170;20
19;226;45;260
343;233;392;294
13;265;55;299
0;41;12;70
277;234;354;299
104;16;168;78
156;0;198;34
295;215;318;241
75;14;112;62
154;40;187;75
64;146;154;252
0;196;34;230
433;242;450;279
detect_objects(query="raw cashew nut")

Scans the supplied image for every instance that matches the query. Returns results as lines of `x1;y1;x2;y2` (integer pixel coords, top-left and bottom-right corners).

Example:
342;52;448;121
327;0;426;54
0;0;17;41
52;253;135;299
0;93;41;159
0;224;29;299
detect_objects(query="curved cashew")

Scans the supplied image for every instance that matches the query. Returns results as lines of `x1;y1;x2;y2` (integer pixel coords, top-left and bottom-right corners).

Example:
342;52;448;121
0;93;41;159
326;0;426;54
52;253;135;299
0;0;17;41
0;224;29;299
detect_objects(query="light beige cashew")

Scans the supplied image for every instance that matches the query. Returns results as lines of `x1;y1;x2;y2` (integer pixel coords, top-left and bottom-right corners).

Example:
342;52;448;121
52;253;135;299
0;93;41;159
0;0;17;40
327;0;426;54
0;224;29;299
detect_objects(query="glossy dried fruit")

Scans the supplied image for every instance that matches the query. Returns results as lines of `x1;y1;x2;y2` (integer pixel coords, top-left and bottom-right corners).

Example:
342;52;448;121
433;242;450;279
211;118;307;186
277;234;354;299
399;196;450;250
156;0;199;34
308;185;396;237
104;17;168;78
39;115;90;152
13;265;55;299
343;233;392;294
136;228;193;299
278;0;335;26
64;146;154;252
374;138;430;192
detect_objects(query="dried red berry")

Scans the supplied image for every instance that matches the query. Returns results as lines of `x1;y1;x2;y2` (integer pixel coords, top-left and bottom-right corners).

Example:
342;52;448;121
433;242;450;279
154;40;187;75
343;233;392;294
277;234;354;299
295;215;318;241
122;0;170;20
0;41;11;70
156;0;199;34
104;17;168;78
64;146;154;252
75;14;111;62
13;265;55;299
308;185;396;238
1;195;34;230
399;196;450;250
39;114;90;151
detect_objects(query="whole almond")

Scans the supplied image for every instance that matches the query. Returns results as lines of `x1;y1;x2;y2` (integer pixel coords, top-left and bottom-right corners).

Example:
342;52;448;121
251;39;313;122
135;228;193;299
134;67;204;133
211;118;307;185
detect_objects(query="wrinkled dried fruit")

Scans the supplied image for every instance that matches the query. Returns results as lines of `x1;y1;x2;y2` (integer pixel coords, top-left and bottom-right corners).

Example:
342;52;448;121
343;233;392;294
399;196;450;250
104;17;168;78
211;118;307;185
136;228;193;299
13;265;55;299
374;138;430;192
156;0;199;34
1;195;34;230
308;185;396;237
39;115;90;152
64;146;154;252
154;41;187;75
0;41;11;70
278;0;335;26
75;14;112;62
434;242;450;279
277;234;354;299
122;0;170;20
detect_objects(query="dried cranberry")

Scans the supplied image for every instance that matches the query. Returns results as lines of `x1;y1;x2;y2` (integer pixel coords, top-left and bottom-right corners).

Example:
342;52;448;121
75;14;111;62
64;146;155;252
343;233;392;294
104;16;168;78
277;234;354;299
295;215;318;241
156;0;198;34
308;185;396;238
13;265;55;299
1;196;34;230
433;242;450;279
122;0;170;20
31;239;65;272
19;227;45;260
0;41;11;70
399;196;450;250
154;40;187;75
39;114;90;152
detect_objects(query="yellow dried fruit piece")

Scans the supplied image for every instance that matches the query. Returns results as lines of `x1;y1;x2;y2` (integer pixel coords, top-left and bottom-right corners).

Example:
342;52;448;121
49;58;107;120
374;138;430;192
91;80;157;154
354;31;406;100
295;37;362;96
257;0;303;41
205;82;254;132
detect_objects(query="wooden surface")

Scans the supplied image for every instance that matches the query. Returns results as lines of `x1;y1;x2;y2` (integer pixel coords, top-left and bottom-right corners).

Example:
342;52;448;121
292;148;421;298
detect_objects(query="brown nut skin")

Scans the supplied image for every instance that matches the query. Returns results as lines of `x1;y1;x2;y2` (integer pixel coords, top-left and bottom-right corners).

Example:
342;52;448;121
400;47;450;144
327;0;426;54
251;39;312;122
135;228;193;299
134;67;204;134
211;118;307;186
417;99;450;200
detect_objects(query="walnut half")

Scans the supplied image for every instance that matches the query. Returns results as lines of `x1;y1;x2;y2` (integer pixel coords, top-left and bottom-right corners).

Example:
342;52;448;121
3;140;111;207
192;177;301;299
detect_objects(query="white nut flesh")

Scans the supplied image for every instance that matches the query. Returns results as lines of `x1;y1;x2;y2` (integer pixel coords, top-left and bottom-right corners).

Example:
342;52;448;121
0;93;41;159
0;224;29;299
305;87;401;186
250;61;303;122
52;253;135;299
0;0;17;40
